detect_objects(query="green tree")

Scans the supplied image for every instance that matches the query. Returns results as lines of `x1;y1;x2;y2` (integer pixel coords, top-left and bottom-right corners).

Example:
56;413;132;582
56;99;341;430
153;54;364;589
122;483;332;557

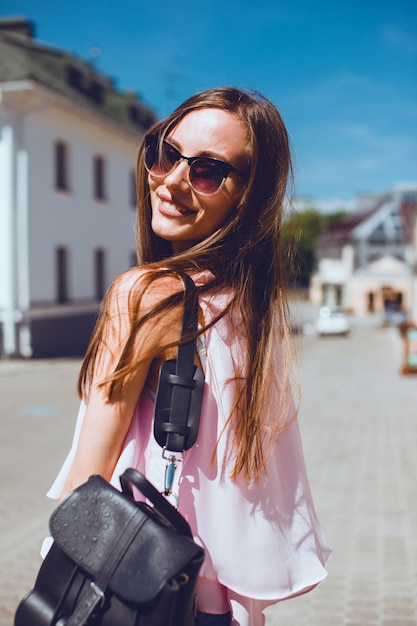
282;209;347;287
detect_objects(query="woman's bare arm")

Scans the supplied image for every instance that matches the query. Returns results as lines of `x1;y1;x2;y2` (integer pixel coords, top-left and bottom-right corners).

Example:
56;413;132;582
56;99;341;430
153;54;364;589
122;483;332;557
61;270;183;498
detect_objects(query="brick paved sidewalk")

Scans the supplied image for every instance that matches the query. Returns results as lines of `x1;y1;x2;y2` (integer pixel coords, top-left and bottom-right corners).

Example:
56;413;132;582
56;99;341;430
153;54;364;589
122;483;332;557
0;321;416;625
0;359;81;626
266;322;417;625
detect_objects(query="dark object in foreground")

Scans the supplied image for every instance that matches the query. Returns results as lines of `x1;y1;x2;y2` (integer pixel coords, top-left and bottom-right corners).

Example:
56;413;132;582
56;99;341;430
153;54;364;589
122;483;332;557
15;468;204;626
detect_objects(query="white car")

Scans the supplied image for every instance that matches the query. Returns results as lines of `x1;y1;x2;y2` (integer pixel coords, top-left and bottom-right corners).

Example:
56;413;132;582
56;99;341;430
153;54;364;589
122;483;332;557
316;306;350;337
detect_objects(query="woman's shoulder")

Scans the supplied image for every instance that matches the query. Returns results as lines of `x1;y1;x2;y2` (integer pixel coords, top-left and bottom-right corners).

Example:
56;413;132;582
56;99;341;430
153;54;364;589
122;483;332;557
110;266;185;309
113;265;180;290
109;266;236;325
102;267;185;356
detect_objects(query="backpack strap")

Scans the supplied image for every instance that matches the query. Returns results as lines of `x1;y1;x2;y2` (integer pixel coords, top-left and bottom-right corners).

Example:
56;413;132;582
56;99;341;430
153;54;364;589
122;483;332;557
153;273;205;454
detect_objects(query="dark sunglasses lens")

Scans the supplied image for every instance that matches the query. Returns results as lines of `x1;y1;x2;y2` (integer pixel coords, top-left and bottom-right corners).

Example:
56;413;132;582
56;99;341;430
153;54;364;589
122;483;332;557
145;139;178;176
144;137;225;194
190;160;224;194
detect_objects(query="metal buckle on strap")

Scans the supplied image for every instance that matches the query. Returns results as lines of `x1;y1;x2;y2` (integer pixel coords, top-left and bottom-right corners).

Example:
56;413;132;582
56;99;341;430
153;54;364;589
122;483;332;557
90;581;106;609
162;448;184;463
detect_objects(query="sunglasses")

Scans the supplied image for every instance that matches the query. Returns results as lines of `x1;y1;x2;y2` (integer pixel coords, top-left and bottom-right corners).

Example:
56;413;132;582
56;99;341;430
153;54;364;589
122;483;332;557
144;134;248;196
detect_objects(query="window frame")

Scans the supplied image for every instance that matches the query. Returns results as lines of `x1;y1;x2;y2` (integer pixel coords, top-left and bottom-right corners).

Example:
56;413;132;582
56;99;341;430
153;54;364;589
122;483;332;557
56;246;70;303
93;155;107;201
54;141;70;191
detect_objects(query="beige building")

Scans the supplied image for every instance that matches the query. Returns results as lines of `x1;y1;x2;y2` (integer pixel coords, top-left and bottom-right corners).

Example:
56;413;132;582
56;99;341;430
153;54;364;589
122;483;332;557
310;188;417;322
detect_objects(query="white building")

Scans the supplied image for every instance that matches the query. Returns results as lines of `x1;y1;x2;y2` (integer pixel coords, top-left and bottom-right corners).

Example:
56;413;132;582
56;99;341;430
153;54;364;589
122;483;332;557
0;17;155;357
310;188;417;321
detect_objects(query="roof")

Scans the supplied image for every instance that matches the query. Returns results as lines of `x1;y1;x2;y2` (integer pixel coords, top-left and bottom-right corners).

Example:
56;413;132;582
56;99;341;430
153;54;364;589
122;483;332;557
317;206;379;248
315;191;412;249
400;201;417;242
0;16;156;135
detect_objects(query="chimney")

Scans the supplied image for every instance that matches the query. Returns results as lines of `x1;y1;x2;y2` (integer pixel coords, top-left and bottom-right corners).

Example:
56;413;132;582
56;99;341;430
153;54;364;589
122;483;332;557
0;16;35;38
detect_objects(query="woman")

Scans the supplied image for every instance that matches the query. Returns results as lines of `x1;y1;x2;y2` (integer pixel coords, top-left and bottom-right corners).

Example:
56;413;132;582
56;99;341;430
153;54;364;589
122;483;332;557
48;87;331;626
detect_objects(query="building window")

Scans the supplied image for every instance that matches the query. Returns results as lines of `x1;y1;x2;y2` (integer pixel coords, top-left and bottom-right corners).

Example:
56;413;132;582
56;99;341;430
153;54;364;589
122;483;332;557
94;248;106;300
67;65;83;91
93;155;106;200
130;169;137;209
55;141;69;191
89;80;104;104
56;246;69;303
128;105;155;129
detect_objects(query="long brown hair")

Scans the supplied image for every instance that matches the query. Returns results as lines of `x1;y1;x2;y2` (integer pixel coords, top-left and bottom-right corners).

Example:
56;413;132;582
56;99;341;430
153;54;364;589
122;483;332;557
79;86;298;483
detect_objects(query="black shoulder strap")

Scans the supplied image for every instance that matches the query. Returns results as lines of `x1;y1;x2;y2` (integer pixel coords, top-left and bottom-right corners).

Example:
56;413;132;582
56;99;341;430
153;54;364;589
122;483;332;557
153;273;205;453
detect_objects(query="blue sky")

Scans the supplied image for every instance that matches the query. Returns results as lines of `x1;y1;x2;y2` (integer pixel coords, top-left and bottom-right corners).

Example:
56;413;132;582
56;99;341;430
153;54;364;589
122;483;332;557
1;0;416;204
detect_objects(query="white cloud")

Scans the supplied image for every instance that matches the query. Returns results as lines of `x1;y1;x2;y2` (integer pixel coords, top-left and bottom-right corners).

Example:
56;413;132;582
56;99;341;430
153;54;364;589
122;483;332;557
295;121;417;200
381;25;417;55
284;71;388;112
337;124;417;164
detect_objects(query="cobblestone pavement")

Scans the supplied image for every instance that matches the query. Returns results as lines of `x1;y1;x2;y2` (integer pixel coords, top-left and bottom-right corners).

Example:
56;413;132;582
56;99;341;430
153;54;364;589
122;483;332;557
0;359;81;626
267;318;417;626
1;318;416;625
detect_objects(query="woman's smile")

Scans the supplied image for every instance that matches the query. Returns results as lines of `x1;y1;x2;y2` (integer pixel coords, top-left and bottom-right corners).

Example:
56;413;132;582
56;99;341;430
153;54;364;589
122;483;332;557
157;194;196;218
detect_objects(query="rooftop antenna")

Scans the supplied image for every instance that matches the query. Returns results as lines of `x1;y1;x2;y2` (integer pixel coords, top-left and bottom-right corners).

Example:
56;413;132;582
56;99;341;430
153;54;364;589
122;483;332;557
164;57;185;116
89;45;102;71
